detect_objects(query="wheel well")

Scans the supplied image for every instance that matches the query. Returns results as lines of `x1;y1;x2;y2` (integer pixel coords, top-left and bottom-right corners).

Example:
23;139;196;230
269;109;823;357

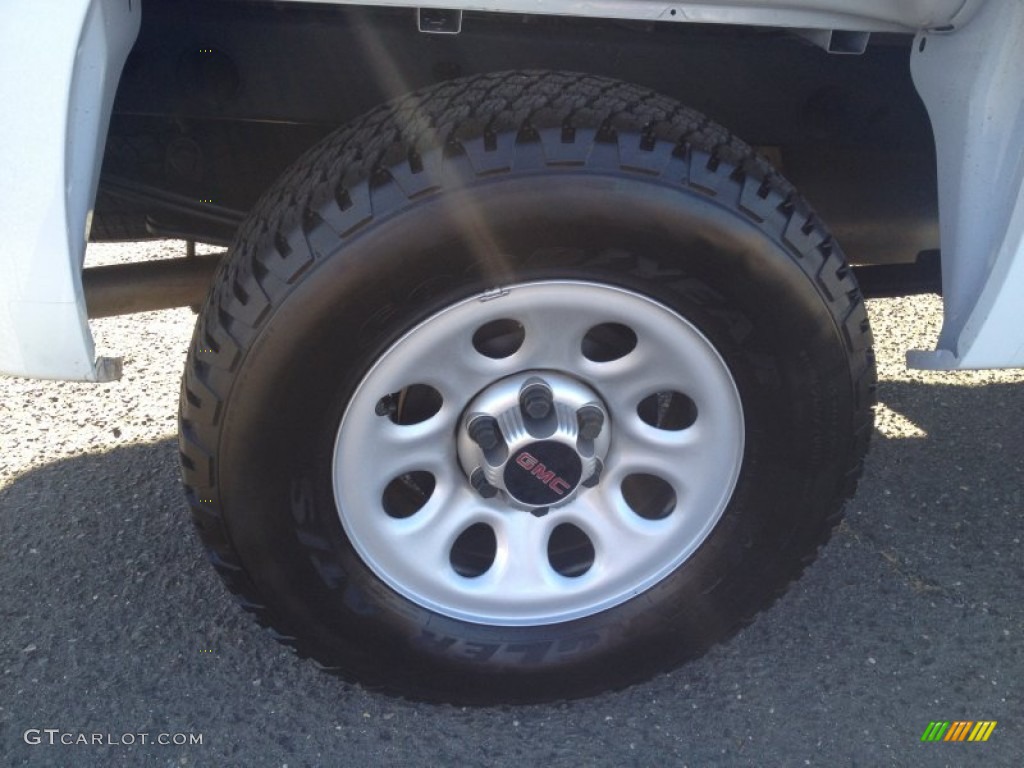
96;0;937;269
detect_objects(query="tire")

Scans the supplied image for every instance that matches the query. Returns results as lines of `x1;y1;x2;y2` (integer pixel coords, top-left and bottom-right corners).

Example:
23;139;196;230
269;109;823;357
179;71;875;703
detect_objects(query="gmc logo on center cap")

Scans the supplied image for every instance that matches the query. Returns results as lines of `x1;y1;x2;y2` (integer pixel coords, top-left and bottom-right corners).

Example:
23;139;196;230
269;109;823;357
515;451;572;495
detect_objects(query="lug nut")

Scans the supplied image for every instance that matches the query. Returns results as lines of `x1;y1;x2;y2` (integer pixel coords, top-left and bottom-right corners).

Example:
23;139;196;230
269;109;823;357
470;468;499;498
519;378;553;420
577;405;605;441
582;458;604;488
467;415;503;452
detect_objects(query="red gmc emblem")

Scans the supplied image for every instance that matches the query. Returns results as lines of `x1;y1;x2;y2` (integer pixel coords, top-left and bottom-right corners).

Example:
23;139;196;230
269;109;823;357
515;451;572;495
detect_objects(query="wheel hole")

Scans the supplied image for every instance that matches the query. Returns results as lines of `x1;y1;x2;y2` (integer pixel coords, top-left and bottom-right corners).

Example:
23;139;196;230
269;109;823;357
382;471;435;519
547;523;594;577
581;323;637;362
450;523;497;578
472;319;525;359
637;391;697;430
376;384;442;425
622;474;676;520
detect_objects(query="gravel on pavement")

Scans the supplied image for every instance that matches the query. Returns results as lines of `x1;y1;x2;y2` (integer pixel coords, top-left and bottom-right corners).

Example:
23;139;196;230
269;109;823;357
1;241;1022;767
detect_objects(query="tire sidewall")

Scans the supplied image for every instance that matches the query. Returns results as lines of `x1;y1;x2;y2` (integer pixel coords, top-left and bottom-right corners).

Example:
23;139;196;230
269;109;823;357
216;170;856;699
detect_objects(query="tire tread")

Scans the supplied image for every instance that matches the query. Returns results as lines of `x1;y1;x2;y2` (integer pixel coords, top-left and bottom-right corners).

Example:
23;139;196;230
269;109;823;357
178;70;875;697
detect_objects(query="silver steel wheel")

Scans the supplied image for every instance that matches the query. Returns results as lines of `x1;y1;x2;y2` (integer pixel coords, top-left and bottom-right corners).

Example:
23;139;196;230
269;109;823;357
186;71;875;702
332;281;744;626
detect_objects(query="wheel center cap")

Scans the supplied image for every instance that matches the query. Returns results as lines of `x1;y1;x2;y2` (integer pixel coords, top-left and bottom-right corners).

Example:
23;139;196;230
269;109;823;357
504;441;584;506
457;371;610;510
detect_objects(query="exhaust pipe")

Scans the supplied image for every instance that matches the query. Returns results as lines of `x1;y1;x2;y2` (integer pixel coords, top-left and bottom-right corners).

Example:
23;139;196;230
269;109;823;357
83;252;224;318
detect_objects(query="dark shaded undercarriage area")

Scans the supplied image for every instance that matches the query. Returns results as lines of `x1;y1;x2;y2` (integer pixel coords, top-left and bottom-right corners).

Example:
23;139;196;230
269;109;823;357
93;0;940;277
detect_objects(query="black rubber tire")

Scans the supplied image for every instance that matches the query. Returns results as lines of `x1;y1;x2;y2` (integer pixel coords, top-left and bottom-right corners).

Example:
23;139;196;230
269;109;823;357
179;71;875;704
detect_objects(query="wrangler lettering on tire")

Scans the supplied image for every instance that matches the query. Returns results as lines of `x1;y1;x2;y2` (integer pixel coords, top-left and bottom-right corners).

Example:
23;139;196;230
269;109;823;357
179;71;875;703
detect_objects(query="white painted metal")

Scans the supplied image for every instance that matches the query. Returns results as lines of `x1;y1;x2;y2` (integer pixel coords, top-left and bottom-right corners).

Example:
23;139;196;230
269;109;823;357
908;0;1024;370
270;0;982;33
0;0;139;381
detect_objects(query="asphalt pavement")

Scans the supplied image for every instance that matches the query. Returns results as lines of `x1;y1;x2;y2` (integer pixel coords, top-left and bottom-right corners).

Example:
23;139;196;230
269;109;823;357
1;242;1022;767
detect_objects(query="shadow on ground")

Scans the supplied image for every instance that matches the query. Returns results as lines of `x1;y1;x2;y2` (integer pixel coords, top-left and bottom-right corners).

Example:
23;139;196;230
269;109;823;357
1;380;1021;766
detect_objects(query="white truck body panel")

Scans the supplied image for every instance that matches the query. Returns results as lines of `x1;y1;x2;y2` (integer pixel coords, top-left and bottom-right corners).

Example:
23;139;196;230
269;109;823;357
275;0;983;32
0;0;1022;380
0;0;138;382
909;0;1024;369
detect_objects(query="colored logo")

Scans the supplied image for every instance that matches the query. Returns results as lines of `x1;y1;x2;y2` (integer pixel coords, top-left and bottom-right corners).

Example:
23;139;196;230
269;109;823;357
921;721;997;742
503;441;582;506
514;451;573;496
